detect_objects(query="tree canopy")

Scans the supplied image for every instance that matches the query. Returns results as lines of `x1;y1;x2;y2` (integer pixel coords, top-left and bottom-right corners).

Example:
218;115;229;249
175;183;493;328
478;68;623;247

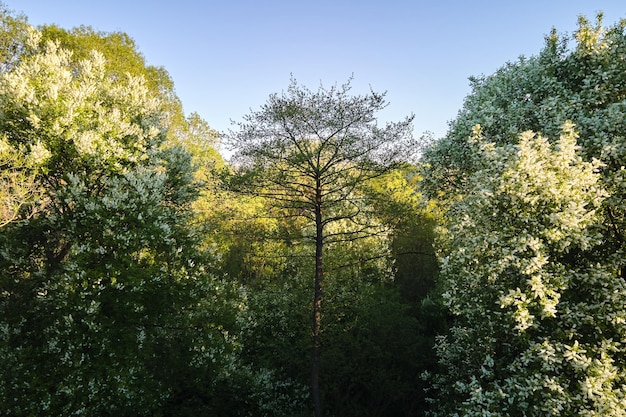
227;77;415;416
422;14;626;416
4;3;626;417
0;13;239;416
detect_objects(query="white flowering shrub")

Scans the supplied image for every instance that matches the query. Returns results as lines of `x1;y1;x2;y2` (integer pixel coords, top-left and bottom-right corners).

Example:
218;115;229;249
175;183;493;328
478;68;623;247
421;15;626;416
0;22;237;417
426;125;626;416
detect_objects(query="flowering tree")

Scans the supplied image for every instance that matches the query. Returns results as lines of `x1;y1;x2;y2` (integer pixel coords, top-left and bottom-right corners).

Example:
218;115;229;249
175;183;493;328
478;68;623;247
0;135;49;227
426;124;625;415
421;15;626;258
421;15;626;416
0;24;235;416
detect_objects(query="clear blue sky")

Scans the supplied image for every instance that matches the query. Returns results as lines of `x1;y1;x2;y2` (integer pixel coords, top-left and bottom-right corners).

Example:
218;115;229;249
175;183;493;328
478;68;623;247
8;1;626;142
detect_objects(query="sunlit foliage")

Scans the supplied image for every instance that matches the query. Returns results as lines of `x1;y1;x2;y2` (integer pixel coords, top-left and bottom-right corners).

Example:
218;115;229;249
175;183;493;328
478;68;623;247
422;15;626;416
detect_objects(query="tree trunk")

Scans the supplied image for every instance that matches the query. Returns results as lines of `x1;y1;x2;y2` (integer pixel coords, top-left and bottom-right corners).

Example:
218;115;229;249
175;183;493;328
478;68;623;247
312;185;323;417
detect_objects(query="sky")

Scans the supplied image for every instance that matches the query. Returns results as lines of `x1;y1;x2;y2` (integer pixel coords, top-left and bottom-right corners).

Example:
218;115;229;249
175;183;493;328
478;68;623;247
8;1;626;144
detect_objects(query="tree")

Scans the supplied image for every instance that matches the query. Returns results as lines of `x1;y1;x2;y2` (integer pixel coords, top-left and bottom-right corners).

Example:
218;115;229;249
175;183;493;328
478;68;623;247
38;24;180;114
38;23;223;169
0;2;30;72
425;124;625;415
0;4;48;227
0;134;49;227
0;24;238;416
227;77;415;416
365;166;440;303
421;14;626;257
420;15;626;415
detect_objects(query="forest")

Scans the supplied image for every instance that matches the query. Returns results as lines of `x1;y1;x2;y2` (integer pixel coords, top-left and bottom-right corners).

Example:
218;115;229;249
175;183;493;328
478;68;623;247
0;4;625;416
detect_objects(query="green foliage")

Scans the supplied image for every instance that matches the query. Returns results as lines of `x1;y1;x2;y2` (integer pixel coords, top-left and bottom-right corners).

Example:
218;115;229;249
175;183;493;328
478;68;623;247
227;77;416;211
0;134;49;227
321;282;424;417
37;21;221;169
365;167;440;302
38;23;180;115
426;125;625;415
238;275;313;414
239;261;434;417
440;124;605;323
0;21;237;416
421;14;626;252
0;2;30;72
421;15;626;416
227;76;416;417
230;167;443;415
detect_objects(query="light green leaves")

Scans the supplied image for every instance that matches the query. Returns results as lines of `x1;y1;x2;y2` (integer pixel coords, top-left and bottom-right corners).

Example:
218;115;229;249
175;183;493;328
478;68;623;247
428;123;626;415
0;135;49;227
0;20;232;417
441;124;605;329
0;38;163;181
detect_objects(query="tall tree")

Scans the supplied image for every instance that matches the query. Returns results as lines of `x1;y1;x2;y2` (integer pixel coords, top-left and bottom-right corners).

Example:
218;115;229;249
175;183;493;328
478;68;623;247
37;23;222;166
227;78;414;416
420;14;626;415
38;24;180;115
426;124;623;415
0;23;237;416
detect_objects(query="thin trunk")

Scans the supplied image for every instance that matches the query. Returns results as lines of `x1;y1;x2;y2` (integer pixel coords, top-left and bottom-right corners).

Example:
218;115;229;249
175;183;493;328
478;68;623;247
312;181;323;417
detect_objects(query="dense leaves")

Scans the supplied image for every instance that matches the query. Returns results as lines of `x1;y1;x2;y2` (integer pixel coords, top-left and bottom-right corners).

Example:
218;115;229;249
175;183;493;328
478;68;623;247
227;77;417;416
0;15;239;417
0;14;437;416
421;15;626;256
422;15;626;416
7;4;626;417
